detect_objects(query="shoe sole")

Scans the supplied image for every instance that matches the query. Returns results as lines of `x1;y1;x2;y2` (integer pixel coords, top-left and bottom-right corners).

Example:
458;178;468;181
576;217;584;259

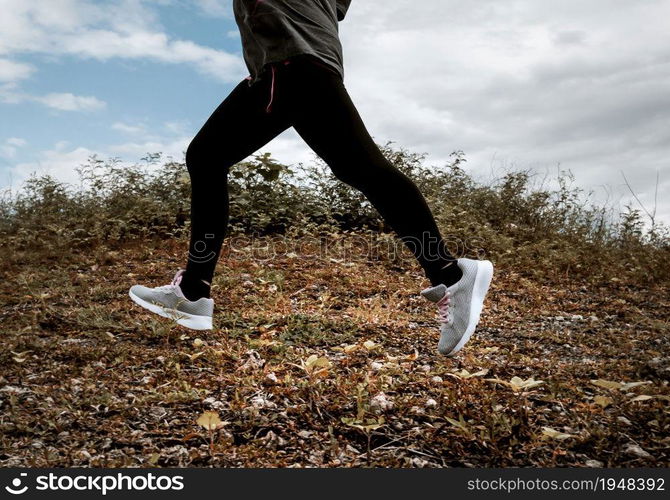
443;260;494;357
128;290;213;330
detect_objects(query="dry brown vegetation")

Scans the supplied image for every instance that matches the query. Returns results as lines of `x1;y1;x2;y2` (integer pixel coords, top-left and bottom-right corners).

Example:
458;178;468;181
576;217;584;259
1;233;668;467
1;149;668;467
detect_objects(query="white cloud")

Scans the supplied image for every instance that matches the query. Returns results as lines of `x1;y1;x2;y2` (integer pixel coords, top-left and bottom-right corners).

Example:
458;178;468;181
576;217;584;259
0;86;107;111
254;128;321;169
0;137;28;159
108;136;190;160
7;137;27;147
112;122;148;135
0;0;244;83
164;120;189;135
2;0;669;225
111;119;195;140
338;0;670;222
192;0;233;18
6;134;190;190
8;143;97;188
34;92;106;111
0;58;35;82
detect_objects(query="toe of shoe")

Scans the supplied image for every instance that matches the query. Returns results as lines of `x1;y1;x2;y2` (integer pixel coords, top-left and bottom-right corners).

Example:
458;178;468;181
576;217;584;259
129;284;151;299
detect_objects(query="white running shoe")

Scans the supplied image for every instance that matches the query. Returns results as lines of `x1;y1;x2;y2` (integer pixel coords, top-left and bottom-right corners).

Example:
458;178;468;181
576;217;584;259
129;270;214;330
421;258;494;356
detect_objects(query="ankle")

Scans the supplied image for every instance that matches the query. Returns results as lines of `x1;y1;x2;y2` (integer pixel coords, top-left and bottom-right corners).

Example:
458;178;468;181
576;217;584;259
432;261;462;288
180;273;211;301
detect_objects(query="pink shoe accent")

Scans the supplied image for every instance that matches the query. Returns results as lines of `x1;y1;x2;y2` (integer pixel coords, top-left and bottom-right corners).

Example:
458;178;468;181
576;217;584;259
266;64;276;113
171;269;185;287
437;291;453;324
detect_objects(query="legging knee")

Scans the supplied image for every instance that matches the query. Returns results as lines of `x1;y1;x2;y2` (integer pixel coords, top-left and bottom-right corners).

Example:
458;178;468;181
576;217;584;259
185;140;205;178
329;157;400;192
185;139;232;183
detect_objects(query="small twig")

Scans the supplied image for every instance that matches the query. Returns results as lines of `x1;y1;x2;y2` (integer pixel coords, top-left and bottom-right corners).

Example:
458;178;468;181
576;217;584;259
406;448;440;460
371;435;408;452
620;170;656;227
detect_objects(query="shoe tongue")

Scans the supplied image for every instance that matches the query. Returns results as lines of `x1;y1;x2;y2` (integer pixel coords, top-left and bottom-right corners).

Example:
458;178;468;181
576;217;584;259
420;283;448;303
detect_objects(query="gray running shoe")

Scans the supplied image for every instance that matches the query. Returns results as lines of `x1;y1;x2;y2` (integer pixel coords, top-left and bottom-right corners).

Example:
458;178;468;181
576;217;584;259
129;270;214;330
421;258;494;356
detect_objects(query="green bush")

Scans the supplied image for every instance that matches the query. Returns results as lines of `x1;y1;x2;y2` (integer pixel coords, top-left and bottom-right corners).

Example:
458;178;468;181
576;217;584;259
1;144;667;284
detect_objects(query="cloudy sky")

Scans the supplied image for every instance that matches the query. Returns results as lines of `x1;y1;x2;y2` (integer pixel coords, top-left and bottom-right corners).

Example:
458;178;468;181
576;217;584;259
1;0;669;223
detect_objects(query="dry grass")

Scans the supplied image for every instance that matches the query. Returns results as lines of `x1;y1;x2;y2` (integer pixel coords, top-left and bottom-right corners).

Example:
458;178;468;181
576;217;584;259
1;234;668;467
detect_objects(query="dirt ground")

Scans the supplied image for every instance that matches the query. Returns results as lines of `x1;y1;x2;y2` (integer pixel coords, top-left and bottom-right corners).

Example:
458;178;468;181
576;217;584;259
1;235;668;467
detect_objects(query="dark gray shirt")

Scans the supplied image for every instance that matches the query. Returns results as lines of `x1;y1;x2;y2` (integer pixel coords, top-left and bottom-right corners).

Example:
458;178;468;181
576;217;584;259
233;0;351;85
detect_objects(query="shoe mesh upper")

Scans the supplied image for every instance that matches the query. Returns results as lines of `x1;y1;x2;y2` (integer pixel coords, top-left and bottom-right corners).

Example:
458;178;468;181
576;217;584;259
421;258;483;354
130;284;213;317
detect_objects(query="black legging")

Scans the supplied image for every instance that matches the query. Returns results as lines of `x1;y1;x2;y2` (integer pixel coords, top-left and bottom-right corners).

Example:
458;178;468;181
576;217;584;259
182;55;459;299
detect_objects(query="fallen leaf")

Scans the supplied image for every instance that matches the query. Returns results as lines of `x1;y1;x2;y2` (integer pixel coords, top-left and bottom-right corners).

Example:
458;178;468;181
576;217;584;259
591;379;623;390
341;417;384;432
620;381;651;391
453;368;489;379
510;376;544;390
486;376;544;392
591;379;652;391
593;395;613;408
446;415;472;435
196;411;224;431
541;427;574;441
623;443;653;460
305;355;331;370
405;350;419;361
186;352;205;362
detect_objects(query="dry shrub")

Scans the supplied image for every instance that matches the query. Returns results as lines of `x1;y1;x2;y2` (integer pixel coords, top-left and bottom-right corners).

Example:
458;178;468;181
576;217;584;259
1;145;667;284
